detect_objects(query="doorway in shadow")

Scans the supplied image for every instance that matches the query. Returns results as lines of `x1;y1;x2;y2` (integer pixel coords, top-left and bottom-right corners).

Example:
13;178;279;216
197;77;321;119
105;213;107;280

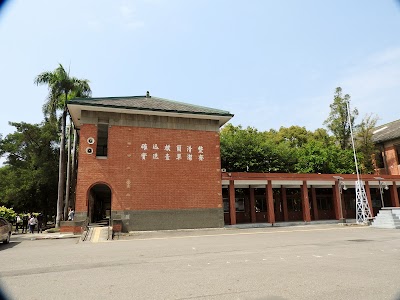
88;184;111;223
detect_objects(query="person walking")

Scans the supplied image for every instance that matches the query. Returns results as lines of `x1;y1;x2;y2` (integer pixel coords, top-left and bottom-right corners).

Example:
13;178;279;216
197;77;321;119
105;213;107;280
22;214;29;233
37;213;44;233
68;207;75;221
28;214;37;234
15;215;21;233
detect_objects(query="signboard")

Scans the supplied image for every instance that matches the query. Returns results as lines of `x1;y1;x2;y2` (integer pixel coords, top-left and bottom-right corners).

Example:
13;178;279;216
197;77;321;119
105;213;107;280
140;143;205;161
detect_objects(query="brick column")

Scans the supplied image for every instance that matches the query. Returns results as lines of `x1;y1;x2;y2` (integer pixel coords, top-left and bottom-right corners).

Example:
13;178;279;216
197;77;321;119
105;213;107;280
332;183;340;220
266;180;275;224
390;181;400;207
311;186;319;220
364;181;374;217
281;187;288;221
249;187;256;223
301;181;311;222
229;180;236;225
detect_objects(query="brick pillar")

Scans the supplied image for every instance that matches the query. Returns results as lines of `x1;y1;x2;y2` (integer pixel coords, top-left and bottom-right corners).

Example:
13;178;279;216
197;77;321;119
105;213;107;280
229;180;236;225
266;180;275;224
281;187;288;221
365;181;374;217
249;187;256;223
311;186;319;220
390;181;400;207
332;183;340;220
301;181;311;222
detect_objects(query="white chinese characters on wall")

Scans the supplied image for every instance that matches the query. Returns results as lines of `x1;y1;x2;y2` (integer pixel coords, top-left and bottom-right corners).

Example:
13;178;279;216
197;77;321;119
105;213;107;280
140;143;205;161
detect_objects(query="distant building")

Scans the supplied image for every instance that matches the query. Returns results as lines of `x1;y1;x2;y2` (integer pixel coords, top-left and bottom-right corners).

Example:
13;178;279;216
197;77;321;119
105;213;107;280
373;119;400;175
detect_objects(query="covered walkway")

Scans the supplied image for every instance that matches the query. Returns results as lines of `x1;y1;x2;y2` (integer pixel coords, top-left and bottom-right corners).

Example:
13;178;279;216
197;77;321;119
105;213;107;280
221;172;400;225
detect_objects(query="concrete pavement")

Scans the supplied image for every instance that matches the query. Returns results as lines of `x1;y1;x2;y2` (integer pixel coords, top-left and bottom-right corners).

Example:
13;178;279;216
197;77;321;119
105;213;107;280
10;231;79;241
1;224;400;300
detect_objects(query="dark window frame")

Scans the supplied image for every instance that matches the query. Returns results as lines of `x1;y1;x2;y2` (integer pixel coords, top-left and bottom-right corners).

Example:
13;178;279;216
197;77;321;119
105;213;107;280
96;123;109;157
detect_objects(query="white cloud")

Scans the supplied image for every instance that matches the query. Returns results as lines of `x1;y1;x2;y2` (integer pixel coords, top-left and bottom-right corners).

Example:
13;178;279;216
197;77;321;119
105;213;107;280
87;19;102;31
368;47;400;66
85;2;145;32
118;2;145;31
125;20;145;30
338;46;400;125
119;4;134;18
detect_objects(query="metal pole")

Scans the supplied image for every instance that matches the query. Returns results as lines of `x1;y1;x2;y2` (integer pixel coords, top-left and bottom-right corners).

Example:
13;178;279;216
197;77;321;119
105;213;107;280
346;100;372;223
346;100;360;182
379;181;385;208
338;182;344;220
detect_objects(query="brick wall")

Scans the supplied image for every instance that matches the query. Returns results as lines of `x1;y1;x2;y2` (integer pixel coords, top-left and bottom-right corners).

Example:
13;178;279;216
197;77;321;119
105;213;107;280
75;124;222;213
384;146;399;175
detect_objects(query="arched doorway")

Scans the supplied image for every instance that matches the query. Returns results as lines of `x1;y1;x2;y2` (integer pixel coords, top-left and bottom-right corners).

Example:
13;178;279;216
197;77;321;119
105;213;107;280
88;184;112;223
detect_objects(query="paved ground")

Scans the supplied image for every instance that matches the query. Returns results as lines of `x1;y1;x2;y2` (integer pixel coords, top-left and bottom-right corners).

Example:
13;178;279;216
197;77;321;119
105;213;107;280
0;224;400;300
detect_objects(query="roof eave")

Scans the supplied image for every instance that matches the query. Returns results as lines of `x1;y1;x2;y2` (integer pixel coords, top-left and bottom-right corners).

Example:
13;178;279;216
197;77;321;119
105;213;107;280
67;103;233;128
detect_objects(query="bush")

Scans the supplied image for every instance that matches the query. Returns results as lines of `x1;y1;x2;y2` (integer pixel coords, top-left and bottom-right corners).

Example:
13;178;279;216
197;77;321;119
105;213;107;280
0;206;17;222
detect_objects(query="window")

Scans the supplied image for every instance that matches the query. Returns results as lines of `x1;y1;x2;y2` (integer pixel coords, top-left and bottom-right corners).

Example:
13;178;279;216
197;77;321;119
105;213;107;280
317;196;332;210
375;148;385;169
344;194;356;210
96;123;108;157
287;198;302;212
396;145;400;165
223;198;229;212
316;189;333;210
235;198;245;212
286;189;302;212
255;188;266;212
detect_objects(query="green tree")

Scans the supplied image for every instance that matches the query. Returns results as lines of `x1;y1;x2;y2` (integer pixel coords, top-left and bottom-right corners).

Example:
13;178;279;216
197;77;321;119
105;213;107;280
220;124;297;173
34;64;91;227
355;114;379;173
220;124;266;172
0;206;16;222
273;126;311;148
0;121;59;216
324;87;358;150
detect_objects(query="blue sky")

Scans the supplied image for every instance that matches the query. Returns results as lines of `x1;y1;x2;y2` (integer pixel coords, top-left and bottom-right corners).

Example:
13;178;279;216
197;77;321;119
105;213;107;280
1;0;400;140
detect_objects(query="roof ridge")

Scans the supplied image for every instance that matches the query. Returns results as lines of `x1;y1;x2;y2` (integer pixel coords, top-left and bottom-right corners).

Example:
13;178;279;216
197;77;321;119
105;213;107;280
72;95;146;101
150;96;230;114
69;95;232;115
374;118;400;129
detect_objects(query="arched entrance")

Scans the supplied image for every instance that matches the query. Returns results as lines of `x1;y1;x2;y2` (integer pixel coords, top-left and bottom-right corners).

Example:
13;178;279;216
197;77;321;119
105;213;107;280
88;184;112;223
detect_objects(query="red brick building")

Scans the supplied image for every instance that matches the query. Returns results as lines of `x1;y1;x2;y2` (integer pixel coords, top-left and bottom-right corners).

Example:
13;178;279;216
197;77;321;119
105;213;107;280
66;95;400;232
373;119;400;175
67;93;233;231
222;172;400;225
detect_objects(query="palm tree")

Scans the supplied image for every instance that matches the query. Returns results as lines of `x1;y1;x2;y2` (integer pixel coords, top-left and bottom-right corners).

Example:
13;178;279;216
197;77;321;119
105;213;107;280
35;64;91;228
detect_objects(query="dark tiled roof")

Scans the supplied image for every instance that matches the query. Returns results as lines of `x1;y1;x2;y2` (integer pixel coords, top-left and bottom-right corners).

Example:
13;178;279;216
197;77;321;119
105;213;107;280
372;119;400;143
68;95;233;117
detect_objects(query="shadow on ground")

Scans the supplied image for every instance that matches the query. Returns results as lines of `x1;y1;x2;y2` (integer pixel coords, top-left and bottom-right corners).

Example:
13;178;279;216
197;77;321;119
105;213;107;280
0;241;21;251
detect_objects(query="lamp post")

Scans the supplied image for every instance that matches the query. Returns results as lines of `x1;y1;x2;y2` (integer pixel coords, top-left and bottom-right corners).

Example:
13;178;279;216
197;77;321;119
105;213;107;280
374;177;389;208
333;176;347;223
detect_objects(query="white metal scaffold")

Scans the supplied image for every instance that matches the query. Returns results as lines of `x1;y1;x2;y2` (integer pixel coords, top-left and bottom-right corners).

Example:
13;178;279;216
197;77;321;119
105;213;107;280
346;100;372;223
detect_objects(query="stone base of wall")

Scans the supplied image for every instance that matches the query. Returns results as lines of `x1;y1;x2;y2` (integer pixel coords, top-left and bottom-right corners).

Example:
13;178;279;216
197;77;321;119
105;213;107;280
73;212;87;222
111;208;224;232
60;221;85;235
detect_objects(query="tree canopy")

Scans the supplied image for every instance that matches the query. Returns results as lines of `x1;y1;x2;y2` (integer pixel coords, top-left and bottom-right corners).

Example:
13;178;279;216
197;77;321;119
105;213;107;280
220;87;378;174
220;123;360;174
323;87;358;150
34;64;91;121
0;121;59;215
